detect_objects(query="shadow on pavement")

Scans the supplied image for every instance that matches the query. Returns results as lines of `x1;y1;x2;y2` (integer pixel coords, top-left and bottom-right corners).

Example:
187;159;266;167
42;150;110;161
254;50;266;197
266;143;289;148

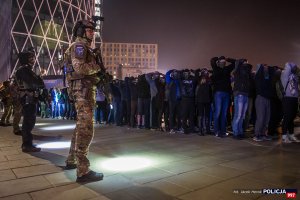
32;134;63;141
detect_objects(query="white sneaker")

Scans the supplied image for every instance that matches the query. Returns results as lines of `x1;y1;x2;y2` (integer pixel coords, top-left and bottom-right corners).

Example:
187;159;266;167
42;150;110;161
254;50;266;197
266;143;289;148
288;134;300;143
282;135;292;143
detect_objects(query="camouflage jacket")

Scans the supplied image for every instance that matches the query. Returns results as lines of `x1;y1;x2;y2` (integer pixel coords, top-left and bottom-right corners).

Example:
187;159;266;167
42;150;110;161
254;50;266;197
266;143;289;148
64;37;101;88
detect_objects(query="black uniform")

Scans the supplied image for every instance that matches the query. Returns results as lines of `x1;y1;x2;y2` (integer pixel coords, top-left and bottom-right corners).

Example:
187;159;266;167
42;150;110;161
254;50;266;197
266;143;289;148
15;64;45;152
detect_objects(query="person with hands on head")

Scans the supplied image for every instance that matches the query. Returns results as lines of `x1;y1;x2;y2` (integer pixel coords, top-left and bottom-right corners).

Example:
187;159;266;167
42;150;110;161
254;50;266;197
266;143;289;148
211;56;236;138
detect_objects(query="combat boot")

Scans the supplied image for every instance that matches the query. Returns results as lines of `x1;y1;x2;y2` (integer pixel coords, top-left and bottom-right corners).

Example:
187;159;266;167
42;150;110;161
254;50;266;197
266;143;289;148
22;145;41;153
14;130;22;136
76;170;104;183
65;163;77;170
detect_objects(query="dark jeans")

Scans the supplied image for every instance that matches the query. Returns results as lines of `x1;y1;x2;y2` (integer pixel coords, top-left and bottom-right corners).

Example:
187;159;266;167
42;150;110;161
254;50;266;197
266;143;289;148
169;99;181;130
137;98;150;128
113;98;121;125
150;97;159;129
282;97;298;135
130;100;137;127
126;100;131;126
158;101;169;130
181;97;195;131
197;102;211;132
95;100;108;123
268;97;283;136
254;95;270;137
120;100;128;125
22;103;36;147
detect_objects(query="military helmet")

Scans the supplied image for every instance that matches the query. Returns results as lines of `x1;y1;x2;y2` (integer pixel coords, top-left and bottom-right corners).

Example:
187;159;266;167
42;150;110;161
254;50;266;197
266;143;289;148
72;19;96;38
18;47;35;65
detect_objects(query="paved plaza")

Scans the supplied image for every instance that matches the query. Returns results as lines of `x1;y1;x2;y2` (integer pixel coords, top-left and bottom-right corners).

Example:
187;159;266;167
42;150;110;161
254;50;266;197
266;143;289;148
0;118;299;200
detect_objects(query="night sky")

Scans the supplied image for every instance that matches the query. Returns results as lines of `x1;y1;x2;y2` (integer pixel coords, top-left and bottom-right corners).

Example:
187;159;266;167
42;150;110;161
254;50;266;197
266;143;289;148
103;0;300;71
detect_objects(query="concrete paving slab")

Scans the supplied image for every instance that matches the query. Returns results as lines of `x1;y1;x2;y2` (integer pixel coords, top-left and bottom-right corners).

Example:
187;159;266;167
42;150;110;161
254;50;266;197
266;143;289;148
121;167;175;184
0;155;7;162
29;183;101;200
165;171;223;191
0;176;52;197
12;164;63;178
143;180;192;196
0;150;20;156
104;190;139;200
27;157;52;165
0;169;16;181
122;185;178;200
43;171;75;186
154;159;206;174
240;168;298;187
195;165;248;180
0;160;31;170
84;174;135;194
0;193;32;200
6;153;35;161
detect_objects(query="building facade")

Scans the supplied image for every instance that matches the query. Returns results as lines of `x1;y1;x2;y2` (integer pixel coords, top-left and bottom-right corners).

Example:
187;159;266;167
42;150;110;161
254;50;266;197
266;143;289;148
8;0;103;79
102;42;158;79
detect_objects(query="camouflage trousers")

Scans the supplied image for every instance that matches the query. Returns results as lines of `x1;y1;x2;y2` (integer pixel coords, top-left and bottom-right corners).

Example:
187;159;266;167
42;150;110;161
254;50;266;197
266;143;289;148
1;104;13;124
66;85;96;177
13;100;22;133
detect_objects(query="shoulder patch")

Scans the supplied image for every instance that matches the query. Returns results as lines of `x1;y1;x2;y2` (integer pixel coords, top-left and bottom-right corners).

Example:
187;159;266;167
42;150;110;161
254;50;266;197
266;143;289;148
74;44;85;59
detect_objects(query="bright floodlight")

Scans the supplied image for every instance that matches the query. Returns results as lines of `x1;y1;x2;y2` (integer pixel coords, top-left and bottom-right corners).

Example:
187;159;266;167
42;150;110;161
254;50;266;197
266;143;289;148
37;141;71;149
100;156;153;172
41;124;75;131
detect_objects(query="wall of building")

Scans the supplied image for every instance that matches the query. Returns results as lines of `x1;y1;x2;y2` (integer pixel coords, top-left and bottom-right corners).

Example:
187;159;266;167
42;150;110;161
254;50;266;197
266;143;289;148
0;0;12;82
10;0;98;77
102;42;158;79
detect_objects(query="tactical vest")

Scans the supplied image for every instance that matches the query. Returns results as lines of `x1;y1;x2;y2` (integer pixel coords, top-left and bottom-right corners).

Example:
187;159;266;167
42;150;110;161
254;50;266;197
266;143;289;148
64;42;85;83
15;66;45;91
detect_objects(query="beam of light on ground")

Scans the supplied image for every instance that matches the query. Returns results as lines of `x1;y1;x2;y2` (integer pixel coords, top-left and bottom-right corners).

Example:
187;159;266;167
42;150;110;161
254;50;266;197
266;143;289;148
100;156;154;172
40;124;75;131
31;123;53;126
37;141;71;149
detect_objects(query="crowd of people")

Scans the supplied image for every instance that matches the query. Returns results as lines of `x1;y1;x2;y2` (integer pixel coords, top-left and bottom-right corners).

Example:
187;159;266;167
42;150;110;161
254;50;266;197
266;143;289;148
94;57;300;144
1;56;300;145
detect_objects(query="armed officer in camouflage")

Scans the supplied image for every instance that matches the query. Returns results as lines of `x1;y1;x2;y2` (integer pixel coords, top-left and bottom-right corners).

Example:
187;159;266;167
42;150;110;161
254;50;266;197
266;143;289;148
0;80;13;126
64;19;104;183
15;48;45;152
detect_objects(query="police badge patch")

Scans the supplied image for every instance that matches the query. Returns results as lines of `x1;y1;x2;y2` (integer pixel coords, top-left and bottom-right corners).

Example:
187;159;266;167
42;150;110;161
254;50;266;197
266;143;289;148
75;45;85;59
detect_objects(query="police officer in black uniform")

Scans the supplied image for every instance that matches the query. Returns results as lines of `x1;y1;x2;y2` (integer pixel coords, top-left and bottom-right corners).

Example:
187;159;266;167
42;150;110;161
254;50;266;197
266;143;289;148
15;48;45;152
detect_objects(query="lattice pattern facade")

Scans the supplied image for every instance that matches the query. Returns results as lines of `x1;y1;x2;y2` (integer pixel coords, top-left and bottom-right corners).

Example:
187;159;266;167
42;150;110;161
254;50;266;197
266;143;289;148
11;0;102;76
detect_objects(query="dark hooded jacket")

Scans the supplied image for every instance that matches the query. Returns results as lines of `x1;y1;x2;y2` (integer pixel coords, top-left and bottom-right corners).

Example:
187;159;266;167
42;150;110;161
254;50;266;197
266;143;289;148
232;60;252;96
211;57;235;93
255;64;274;99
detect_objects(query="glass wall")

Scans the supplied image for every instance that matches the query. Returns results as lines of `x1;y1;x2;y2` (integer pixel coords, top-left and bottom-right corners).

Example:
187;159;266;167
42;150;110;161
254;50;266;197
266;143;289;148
11;0;98;76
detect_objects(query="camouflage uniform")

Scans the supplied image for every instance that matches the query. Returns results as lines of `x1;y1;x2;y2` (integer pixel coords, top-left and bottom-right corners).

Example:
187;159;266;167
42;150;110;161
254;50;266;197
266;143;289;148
65;37;101;177
11;80;22;134
0;81;13;125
